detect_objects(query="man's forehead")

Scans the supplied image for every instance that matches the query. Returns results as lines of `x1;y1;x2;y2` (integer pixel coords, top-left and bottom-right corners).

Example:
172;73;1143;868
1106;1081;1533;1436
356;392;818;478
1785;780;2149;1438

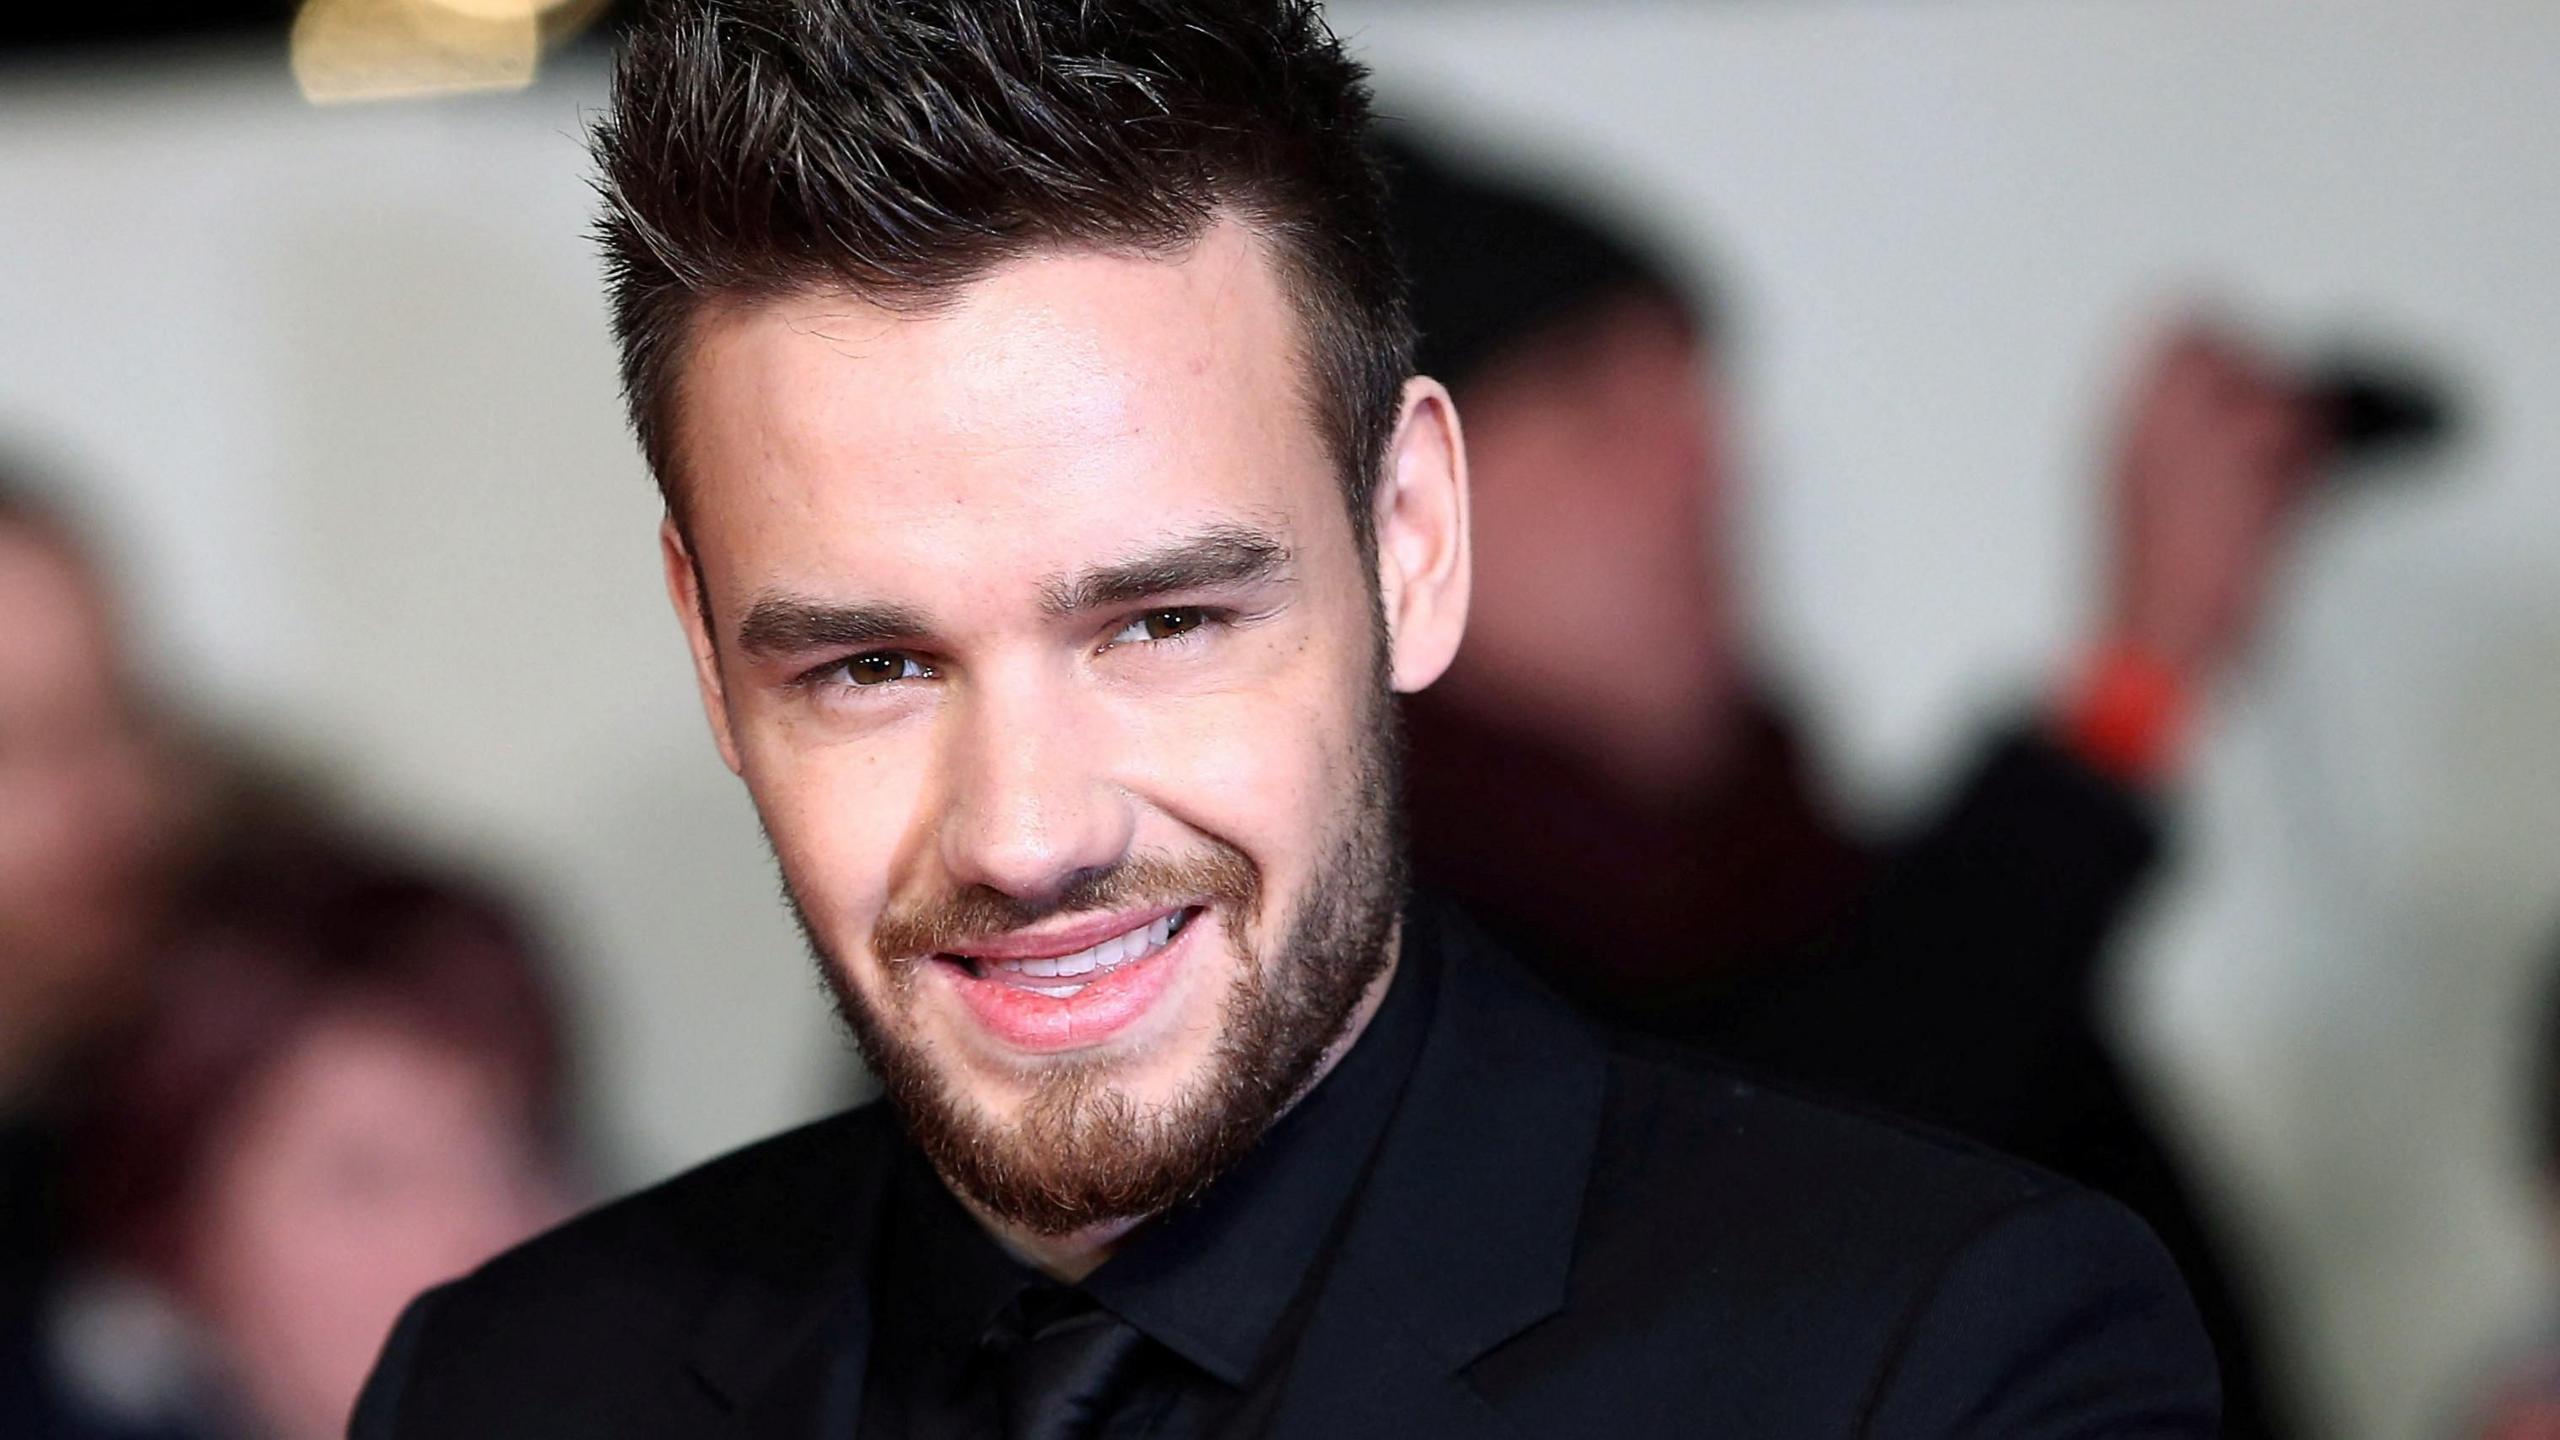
676;221;1335;578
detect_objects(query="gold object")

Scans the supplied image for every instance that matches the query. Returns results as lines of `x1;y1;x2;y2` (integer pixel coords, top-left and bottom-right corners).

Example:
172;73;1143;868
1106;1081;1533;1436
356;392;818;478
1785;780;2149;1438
291;0;610;104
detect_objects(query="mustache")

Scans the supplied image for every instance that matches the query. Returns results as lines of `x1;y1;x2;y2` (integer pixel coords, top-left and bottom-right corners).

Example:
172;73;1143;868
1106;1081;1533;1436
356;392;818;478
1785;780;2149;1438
871;845;1260;962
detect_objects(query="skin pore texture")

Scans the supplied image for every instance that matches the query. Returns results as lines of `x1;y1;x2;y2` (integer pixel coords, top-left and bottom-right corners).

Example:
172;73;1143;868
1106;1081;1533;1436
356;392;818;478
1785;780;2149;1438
661;219;1469;1279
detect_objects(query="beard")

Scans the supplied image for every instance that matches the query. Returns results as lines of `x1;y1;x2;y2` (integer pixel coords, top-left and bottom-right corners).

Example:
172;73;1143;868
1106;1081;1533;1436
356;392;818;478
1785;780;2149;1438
779;651;1407;1237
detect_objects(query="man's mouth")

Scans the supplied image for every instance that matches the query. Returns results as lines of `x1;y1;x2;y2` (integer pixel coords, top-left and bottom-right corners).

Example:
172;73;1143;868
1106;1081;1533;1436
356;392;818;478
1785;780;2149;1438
939;906;1200;998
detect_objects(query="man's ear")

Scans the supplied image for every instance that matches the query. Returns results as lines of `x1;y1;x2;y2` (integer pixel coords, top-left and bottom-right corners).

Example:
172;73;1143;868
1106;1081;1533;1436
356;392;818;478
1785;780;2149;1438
661;517;745;775
1374;376;1471;694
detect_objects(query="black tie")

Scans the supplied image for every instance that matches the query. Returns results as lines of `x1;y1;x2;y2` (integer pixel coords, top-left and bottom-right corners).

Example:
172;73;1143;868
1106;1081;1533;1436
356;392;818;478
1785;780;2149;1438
993;1289;1150;1440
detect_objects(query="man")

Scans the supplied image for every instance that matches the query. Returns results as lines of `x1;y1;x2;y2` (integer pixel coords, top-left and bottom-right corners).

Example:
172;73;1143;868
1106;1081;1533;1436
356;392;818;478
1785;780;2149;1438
353;1;2217;1435
1385;141;2318;1439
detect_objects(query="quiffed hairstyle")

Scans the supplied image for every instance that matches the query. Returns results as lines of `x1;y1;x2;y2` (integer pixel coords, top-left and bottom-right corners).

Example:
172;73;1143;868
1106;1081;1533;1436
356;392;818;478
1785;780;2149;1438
592;0;1415;542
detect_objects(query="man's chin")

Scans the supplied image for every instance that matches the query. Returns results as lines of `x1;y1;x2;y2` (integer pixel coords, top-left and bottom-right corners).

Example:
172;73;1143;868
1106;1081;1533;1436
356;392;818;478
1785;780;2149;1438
881;1037;1246;1237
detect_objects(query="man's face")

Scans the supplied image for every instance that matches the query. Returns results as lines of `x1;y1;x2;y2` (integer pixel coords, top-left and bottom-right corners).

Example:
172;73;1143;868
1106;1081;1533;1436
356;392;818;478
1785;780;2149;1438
665;222;1465;1234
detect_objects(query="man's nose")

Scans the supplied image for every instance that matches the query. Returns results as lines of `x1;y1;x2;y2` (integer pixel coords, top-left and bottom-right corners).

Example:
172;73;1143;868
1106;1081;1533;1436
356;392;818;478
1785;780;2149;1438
933;670;1135;905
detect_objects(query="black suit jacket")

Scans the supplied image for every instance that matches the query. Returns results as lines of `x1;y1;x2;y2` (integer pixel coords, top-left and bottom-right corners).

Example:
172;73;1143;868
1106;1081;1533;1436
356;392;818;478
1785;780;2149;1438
353;908;2218;1438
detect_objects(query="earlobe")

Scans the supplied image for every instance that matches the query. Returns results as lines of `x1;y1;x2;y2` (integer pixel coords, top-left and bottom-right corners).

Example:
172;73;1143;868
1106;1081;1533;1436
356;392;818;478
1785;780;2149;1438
660;517;745;775
1374;377;1472;694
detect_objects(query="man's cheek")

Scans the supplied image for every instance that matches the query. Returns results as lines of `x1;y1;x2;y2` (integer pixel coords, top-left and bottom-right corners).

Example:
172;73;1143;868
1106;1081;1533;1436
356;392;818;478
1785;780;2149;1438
1133;693;1337;862
747;743;915;925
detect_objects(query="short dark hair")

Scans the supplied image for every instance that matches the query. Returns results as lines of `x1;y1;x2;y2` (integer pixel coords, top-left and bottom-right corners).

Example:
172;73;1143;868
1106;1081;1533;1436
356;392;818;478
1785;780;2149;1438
592;0;1414;544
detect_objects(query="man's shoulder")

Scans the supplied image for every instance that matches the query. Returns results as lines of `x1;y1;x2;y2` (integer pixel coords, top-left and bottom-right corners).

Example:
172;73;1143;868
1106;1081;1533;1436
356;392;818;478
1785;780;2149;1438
1492;1032;2217;1432
1439;906;2087;1246
1435;904;2173;1318
1596;1026;2214;1310
1595;1030;2071;1235
353;1105;894;1439
465;1103;889;1314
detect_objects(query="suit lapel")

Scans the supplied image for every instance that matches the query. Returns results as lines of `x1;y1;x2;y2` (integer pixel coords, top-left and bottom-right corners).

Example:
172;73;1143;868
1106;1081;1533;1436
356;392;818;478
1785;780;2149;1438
1264;1271;1519;1438
1268;908;1612;1440
683;1107;896;1436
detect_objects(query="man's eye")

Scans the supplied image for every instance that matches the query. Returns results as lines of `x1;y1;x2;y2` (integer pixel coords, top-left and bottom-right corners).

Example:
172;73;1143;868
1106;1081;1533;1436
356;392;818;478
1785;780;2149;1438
1111;608;1213;645
831;652;929;687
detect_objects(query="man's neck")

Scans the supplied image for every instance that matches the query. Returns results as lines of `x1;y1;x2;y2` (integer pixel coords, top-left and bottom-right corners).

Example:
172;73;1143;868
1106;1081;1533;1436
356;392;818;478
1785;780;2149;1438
964;929;1406;1282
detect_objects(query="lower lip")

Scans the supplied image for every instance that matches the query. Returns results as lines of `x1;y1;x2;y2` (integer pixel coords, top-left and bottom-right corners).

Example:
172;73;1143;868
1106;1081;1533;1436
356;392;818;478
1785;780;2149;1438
936;912;1198;1055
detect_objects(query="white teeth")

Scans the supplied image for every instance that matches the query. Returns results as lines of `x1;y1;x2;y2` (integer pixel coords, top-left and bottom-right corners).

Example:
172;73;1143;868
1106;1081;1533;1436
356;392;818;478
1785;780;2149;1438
985;910;1187;987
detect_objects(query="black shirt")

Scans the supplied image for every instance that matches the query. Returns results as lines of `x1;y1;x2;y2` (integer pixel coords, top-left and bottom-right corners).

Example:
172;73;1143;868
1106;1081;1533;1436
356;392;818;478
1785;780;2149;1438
857;939;1437;1440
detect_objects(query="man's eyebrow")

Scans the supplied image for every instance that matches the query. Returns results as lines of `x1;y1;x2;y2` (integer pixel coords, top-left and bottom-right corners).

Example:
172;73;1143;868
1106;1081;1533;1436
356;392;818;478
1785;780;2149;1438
1041;525;1295;616
734;594;934;659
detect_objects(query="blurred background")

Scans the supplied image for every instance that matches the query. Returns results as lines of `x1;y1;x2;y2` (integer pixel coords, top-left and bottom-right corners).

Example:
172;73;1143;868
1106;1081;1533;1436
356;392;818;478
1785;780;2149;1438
3;1;2556;1437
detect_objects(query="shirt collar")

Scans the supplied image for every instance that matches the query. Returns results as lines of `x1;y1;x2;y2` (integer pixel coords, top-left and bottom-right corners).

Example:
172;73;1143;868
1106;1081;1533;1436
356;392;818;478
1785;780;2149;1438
1082;929;1438;1385
881;1142;1042;1354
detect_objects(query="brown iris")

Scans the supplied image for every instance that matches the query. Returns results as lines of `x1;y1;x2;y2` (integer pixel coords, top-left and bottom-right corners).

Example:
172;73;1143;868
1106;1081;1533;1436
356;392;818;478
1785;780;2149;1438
845;653;906;685
1136;608;1202;641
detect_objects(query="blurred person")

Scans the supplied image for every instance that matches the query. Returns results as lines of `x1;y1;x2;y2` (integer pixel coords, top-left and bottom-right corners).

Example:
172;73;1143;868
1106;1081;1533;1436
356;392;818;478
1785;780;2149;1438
353;2;2218;1436
0;475;193;1311
0;832;575;1440
1387;134;2327;1438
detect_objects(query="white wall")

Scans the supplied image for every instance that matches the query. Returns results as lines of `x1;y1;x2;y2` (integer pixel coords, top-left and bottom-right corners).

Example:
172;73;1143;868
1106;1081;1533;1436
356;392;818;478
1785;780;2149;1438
5;3;2556;1434
0;51;854;1194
